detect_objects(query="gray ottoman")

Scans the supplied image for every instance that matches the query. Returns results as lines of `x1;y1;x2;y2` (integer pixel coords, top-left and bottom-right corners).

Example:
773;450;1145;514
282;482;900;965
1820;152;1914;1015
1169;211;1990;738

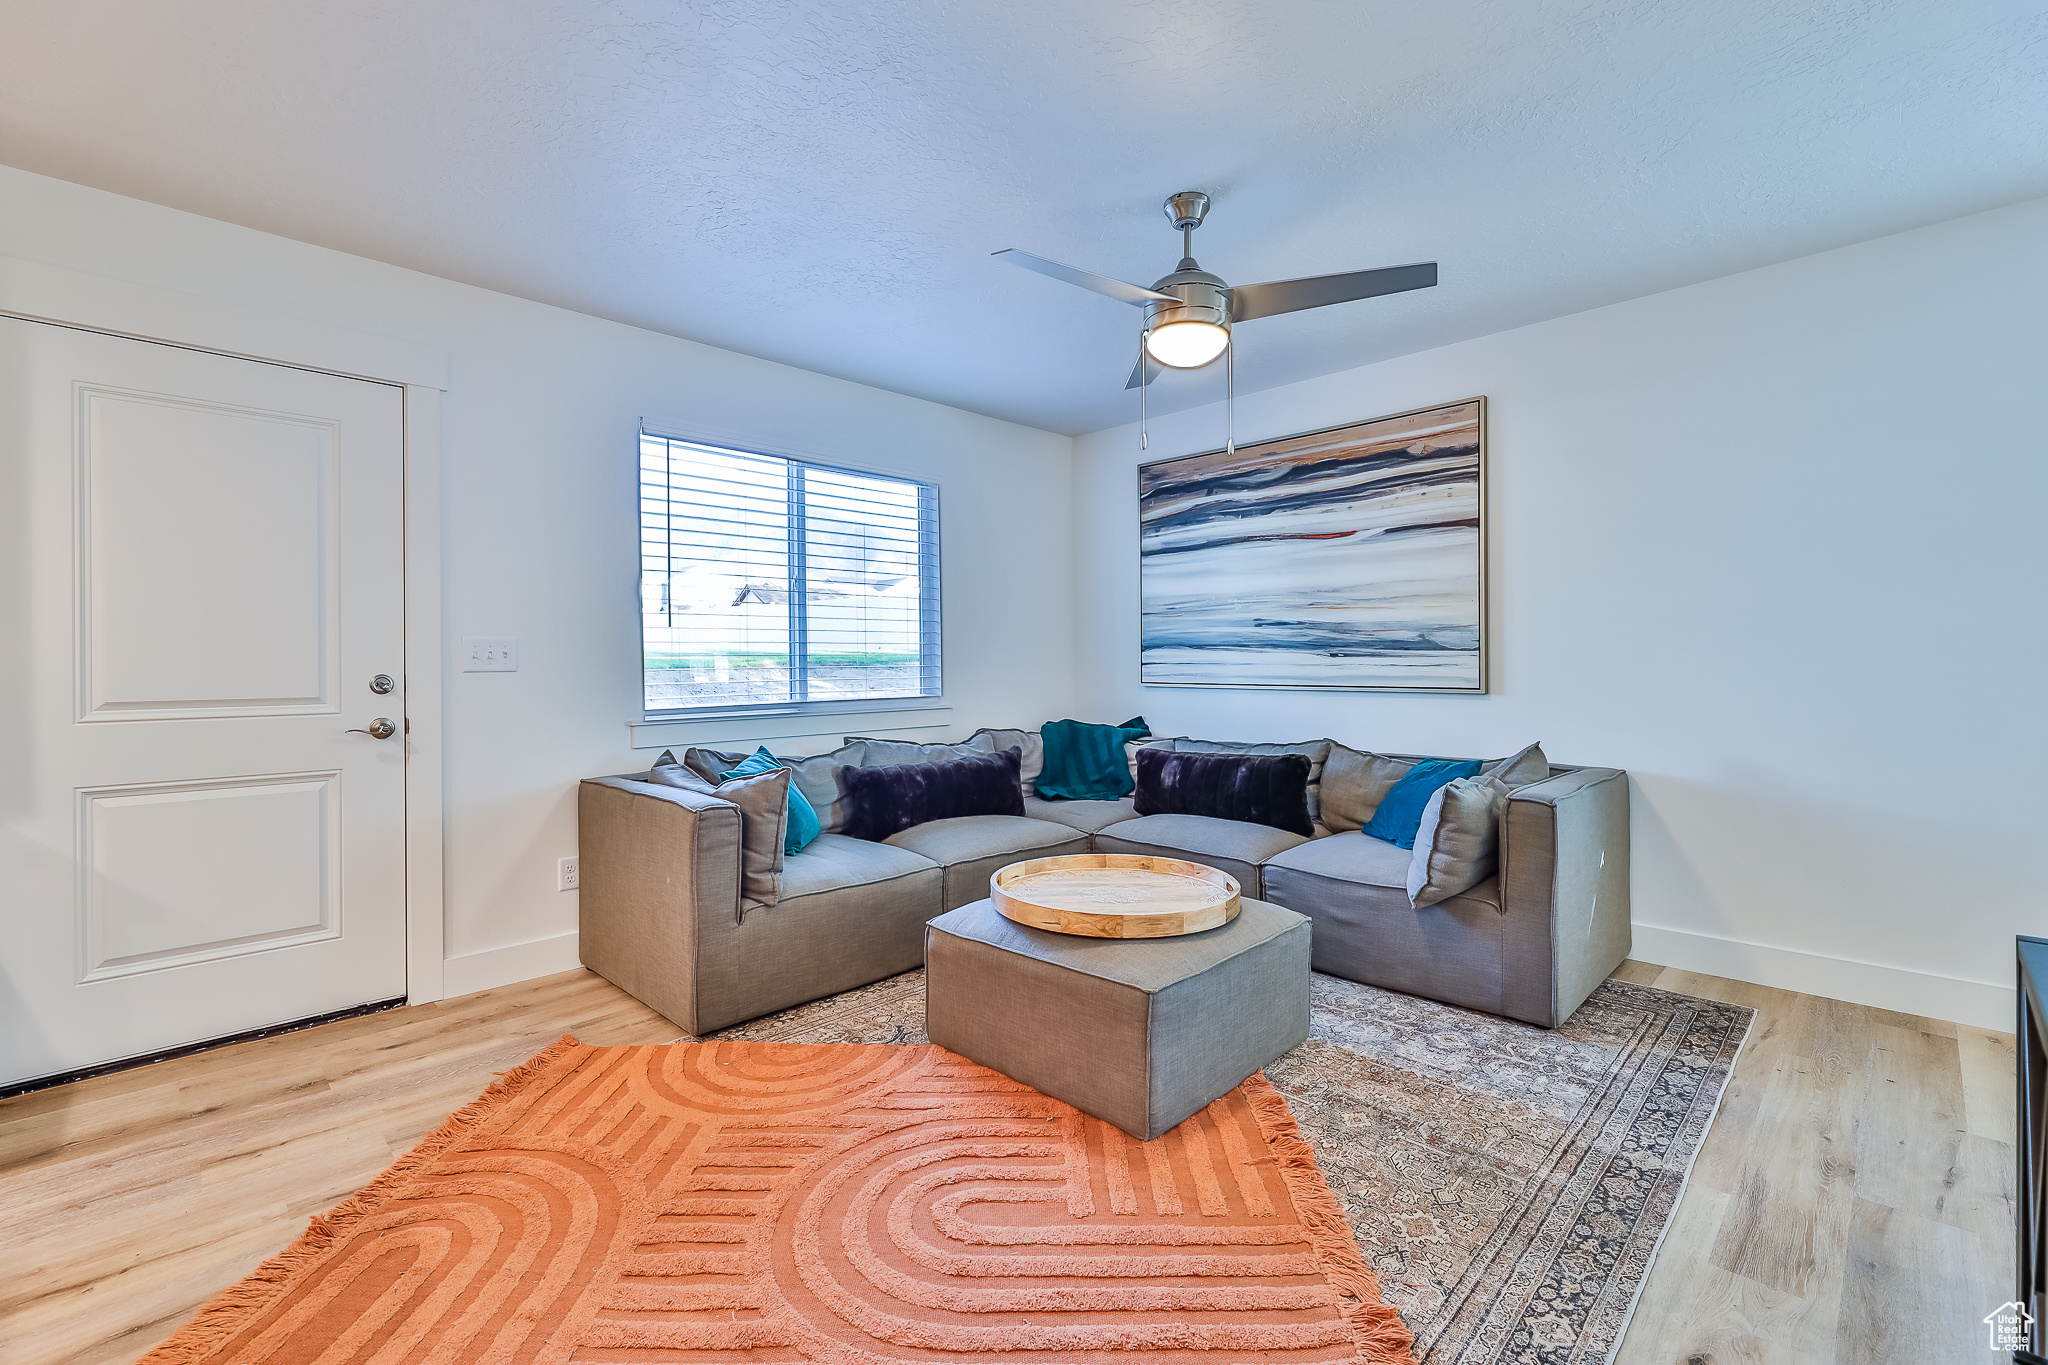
924;897;1311;1140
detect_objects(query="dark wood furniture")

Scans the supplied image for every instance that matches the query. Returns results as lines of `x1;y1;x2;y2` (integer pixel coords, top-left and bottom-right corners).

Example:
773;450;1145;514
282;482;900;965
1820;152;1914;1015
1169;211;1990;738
2016;935;2048;1361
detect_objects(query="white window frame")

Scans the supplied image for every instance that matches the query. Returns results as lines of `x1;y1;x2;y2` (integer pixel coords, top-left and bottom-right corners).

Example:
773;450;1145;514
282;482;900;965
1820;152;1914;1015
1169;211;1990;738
639;429;942;721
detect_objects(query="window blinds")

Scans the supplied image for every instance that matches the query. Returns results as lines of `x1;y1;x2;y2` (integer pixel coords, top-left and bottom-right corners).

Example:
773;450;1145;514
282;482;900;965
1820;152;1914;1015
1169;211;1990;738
640;432;940;712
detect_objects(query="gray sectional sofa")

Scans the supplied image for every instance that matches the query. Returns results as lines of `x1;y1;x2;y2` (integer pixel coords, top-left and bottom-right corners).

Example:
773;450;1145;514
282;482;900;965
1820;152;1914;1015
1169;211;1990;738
577;728;1630;1035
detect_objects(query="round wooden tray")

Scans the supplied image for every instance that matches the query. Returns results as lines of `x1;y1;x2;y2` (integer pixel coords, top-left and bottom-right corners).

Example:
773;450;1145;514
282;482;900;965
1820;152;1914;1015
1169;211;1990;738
989;853;1241;938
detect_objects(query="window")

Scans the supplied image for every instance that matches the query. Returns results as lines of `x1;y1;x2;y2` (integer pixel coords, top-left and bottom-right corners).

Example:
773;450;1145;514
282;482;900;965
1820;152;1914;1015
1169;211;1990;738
640;432;940;714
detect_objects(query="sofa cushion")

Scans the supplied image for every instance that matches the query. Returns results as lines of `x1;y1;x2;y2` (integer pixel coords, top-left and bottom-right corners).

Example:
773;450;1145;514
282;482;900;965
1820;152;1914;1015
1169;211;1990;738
1133;748;1314;836
887;814;1090;911
1318;742;1548;833
886;813;1083;866
1263;827;1508;1015
779;831;939;902
842;748;1026;842
1093;813;1309;899
1263;829;1414;887
673;744;736;779
843;734;996;767
1319;744;1418;833
1264;832;1504;910
1023;794;1140;835
968;727;1046;794
783;742;867;835
712;834;944;1029
1480;740;1550;789
1154;738;1332;825
1261;857;1508;1014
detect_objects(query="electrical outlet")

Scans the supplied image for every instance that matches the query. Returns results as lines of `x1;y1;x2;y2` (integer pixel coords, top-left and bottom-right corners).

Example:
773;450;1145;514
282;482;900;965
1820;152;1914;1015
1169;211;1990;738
462;637;519;672
557;856;579;892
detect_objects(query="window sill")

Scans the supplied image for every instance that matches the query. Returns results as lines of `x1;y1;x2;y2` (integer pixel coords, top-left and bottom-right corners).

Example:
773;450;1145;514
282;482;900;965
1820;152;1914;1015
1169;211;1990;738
628;700;953;752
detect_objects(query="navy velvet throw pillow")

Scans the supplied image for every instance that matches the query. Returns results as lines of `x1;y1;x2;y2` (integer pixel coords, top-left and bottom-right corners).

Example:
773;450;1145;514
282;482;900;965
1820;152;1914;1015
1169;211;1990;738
842;747;1025;843
1132;749;1313;837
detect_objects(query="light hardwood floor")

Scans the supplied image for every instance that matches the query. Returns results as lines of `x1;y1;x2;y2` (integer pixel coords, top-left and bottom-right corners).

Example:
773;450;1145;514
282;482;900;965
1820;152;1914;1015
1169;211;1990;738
0;962;2016;1364
1611;962;2017;1364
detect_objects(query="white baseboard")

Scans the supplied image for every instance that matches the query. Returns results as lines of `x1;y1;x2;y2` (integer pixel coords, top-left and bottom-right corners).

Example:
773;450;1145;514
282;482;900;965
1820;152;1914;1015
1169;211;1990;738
442;931;582;999
1631;922;2013;1033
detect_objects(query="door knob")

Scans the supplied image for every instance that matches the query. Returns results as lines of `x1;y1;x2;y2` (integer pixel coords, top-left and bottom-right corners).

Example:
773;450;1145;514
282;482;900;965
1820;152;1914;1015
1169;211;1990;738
348;717;398;739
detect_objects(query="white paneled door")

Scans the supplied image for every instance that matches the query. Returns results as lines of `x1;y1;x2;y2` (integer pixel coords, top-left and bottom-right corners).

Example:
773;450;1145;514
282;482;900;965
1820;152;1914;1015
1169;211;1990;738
0;317;408;1089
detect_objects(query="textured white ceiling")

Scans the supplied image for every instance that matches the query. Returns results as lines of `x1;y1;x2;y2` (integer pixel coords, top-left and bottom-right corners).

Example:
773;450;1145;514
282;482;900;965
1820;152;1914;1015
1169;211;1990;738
2;1;2043;434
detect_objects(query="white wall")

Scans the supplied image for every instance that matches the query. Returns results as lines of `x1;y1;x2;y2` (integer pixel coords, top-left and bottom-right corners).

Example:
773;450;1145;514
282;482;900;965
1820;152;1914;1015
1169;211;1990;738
0;166;1077;997
1073;196;2048;1031
9;160;2042;1031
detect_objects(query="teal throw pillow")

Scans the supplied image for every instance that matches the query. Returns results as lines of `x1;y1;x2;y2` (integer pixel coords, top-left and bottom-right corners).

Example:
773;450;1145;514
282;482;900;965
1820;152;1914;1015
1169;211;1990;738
1035;717;1151;801
1362;758;1482;849
723;747;821;855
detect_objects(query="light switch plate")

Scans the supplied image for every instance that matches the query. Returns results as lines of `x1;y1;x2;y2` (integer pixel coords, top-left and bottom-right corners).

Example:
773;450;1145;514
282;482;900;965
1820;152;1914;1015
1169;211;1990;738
462;637;519;672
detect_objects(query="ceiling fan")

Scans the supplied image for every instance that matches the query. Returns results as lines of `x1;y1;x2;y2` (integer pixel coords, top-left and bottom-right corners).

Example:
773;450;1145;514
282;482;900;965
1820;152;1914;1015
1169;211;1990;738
995;191;1437;390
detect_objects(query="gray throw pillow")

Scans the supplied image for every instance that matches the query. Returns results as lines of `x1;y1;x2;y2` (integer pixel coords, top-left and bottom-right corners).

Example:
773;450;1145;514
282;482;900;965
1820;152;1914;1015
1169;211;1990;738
842;734;995;767
1480;741;1550;790
1320;743;1420;833
1125;735;1183;783
677;746;748;785
674;742;863;835
1406;777;1506;907
647;759;790;909
779;741;865;834
968;727;1045;794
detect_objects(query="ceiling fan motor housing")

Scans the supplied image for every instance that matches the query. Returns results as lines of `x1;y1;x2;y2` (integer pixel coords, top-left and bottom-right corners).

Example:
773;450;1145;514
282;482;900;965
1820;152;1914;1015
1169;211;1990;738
1144;264;1231;351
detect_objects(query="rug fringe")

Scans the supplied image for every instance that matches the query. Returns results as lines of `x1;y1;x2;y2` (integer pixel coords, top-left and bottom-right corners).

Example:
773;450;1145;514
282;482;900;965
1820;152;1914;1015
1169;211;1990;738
1242;1070;1419;1365
135;1033;584;1365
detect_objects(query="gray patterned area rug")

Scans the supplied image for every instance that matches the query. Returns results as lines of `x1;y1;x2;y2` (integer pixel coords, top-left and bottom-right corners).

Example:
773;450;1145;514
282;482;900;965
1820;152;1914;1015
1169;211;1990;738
715;968;1753;1365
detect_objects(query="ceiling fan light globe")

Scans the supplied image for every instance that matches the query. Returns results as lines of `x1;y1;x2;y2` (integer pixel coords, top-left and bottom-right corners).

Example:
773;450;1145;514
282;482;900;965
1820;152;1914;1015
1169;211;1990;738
1145;321;1230;369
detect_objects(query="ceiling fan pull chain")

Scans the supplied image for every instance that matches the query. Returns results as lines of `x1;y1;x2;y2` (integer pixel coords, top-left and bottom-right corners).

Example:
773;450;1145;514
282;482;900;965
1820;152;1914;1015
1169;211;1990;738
1225;335;1235;455
1139;327;1149;449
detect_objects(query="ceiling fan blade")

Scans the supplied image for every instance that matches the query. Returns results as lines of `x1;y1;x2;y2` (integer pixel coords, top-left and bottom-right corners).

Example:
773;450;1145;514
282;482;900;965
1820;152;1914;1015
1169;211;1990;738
994;249;1179;305
1125;353;1166;389
1229;262;1437;323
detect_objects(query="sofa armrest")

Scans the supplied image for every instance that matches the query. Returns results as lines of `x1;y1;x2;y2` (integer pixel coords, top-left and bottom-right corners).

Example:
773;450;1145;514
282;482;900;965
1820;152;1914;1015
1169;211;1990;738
1497;766;1631;1026
577;776;745;1034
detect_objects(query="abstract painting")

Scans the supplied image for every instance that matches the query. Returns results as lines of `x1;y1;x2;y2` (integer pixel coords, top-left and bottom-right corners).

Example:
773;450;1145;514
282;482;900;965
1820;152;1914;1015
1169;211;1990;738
1138;398;1486;692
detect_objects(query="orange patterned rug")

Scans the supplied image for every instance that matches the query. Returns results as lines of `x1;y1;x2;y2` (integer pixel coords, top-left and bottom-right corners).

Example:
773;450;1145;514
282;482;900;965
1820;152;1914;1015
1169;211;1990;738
143;1037;1414;1364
